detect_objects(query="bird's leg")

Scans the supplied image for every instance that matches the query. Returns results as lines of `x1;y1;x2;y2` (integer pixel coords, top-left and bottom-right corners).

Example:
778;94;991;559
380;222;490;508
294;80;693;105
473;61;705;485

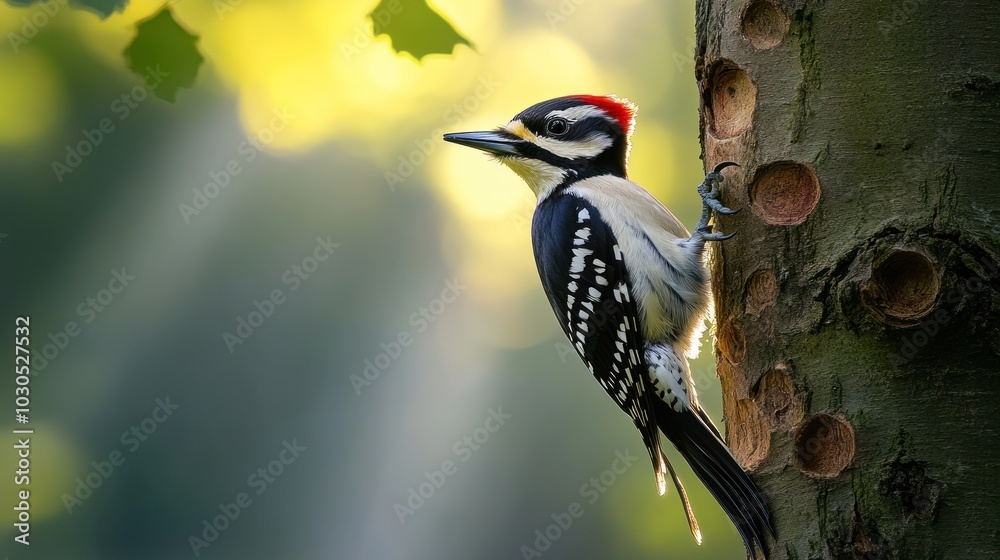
693;161;740;242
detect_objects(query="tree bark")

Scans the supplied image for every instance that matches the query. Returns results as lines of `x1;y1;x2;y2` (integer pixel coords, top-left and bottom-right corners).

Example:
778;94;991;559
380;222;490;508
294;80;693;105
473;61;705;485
694;1;1000;558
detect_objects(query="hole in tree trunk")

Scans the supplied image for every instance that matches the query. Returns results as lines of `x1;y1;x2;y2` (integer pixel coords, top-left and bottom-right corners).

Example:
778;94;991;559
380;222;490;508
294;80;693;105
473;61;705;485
740;0;790;50
794;413;856;477
706;61;756;139
862;249;941;327
748;161;821;225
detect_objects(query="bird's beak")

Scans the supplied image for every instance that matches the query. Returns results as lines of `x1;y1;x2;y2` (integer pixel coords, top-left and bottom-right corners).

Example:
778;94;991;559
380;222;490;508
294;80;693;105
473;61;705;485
443;130;524;156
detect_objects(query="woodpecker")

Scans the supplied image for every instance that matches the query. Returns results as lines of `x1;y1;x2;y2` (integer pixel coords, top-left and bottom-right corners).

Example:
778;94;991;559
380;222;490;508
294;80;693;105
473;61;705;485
444;95;773;559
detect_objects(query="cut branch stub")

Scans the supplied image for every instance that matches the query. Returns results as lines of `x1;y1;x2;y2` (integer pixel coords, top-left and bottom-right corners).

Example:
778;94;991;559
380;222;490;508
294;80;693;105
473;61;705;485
707;61;757;139
729;399;771;470
745;268;778;316
794;413;856;477
717;317;747;364
752;363;804;431
748;161;821;225
862;249;941;327
740;0;790;50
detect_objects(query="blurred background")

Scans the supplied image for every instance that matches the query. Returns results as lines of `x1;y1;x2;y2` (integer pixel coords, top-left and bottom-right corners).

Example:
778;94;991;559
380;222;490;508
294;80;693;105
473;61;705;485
0;0;746;558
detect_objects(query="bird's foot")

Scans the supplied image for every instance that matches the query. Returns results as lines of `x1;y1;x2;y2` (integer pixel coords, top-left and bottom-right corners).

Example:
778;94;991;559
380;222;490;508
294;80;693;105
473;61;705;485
694;161;740;239
696;226;736;242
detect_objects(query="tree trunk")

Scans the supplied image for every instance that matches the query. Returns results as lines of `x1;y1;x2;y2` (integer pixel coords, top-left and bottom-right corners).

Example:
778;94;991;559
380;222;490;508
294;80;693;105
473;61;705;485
693;1;1000;558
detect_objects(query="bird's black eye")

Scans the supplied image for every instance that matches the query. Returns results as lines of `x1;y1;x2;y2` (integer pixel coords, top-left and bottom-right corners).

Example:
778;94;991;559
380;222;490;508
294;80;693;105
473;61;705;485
545;118;569;136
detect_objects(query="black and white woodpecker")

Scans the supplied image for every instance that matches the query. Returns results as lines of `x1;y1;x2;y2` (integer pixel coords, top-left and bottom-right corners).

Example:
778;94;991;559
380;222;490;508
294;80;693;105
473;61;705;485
444;95;774;559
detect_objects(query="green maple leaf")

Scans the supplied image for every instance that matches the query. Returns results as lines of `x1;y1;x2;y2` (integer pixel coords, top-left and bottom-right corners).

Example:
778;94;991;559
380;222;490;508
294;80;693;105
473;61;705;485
368;0;473;60
123;7;203;102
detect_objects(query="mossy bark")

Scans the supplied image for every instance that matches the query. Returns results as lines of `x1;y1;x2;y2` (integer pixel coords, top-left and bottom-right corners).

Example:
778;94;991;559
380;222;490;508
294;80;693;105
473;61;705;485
694;1;1000;558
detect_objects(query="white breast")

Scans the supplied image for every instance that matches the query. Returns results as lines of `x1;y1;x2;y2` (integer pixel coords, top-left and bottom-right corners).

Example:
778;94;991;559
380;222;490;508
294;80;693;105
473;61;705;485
564;175;711;354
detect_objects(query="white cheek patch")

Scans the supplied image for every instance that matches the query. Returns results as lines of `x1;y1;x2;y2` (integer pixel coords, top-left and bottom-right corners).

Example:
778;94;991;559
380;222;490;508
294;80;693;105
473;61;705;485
534;132;613;160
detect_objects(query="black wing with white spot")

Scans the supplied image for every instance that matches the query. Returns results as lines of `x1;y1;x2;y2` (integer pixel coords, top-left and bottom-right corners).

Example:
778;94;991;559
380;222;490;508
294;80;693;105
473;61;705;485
531;193;668;495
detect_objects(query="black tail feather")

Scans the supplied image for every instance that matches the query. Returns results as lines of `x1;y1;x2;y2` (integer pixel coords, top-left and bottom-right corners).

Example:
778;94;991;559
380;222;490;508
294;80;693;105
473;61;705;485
654;400;774;560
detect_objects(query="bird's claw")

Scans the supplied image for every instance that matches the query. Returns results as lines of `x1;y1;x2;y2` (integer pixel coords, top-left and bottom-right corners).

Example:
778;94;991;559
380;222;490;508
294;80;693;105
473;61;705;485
700;230;737;242
712;161;740;174
694;161;740;240
703;196;739;216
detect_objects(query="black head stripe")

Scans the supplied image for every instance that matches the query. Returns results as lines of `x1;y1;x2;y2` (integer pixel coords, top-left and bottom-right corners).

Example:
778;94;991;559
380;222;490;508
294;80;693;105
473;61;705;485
510;102;630;179
514;99;625;137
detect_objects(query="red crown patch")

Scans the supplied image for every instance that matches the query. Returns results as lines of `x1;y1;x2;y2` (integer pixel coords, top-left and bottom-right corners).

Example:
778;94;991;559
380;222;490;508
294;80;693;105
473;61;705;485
572;94;637;137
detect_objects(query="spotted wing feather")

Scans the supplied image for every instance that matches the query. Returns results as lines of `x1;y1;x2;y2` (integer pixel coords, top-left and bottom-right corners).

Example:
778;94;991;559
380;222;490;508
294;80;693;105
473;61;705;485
531;193;668;495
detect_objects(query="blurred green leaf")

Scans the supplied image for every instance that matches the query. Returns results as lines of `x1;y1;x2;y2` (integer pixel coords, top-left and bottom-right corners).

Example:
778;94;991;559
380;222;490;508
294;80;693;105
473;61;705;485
3;0;128;18
369;0;472;60
72;0;129;18
123;6;203;102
